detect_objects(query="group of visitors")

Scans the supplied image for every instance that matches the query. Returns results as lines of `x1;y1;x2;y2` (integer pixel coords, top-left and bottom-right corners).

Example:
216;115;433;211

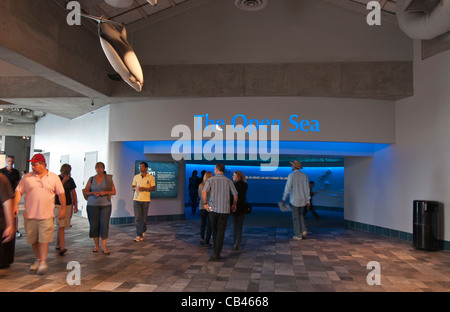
0;154;75;274
0;152;316;274
193;160;317;256
196;163;249;260
0;154;116;274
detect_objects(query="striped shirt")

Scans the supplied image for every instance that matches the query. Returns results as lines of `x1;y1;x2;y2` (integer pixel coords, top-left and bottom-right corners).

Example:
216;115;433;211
203;173;238;214
282;169;310;207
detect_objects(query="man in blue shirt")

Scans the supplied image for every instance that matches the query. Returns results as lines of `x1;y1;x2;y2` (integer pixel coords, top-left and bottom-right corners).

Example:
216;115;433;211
282;160;310;240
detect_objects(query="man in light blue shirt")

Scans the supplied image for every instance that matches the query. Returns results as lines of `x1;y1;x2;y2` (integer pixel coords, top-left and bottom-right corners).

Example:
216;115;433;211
282;160;310;240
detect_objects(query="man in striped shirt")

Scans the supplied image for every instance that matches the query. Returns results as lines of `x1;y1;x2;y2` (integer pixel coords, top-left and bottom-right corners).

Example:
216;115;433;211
202;163;238;260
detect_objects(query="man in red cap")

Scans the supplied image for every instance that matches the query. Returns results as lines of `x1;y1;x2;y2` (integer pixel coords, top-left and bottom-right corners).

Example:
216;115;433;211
13;153;66;274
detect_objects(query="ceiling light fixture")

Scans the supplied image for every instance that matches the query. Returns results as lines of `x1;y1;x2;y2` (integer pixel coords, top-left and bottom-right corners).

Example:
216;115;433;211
235;0;268;11
146;0;157;6
104;0;134;8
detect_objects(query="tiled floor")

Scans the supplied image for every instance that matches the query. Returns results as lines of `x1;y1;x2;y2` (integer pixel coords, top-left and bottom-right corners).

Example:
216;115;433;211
0;207;449;292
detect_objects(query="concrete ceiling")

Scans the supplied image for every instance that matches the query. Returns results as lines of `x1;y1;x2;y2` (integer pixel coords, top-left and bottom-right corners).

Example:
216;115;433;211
0;0;411;130
55;0;399;27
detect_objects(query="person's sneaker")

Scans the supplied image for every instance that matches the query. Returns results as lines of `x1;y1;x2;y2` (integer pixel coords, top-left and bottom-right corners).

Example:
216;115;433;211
293;236;303;241
134;236;143;242
302;231;308;239
30;259;40;271
37;262;48;275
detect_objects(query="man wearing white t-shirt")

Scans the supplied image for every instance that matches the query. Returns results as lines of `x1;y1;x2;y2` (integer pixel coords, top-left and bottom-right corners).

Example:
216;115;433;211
14;154;66;274
132;162;155;242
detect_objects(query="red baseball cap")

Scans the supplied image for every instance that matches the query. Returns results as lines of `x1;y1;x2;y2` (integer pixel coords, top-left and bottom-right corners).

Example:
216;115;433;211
28;153;46;163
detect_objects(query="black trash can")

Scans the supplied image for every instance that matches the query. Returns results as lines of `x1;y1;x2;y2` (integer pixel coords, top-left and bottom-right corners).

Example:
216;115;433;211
413;200;440;251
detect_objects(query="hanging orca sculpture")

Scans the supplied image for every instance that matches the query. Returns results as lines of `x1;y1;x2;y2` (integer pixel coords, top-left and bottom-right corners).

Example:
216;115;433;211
81;14;144;92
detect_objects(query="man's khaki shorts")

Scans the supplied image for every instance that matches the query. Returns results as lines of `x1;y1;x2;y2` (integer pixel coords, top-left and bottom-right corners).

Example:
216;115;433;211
55;205;71;228
24;217;54;245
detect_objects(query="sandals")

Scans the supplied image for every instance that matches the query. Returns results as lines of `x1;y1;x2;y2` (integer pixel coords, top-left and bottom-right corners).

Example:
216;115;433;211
56;247;67;255
93;247;110;255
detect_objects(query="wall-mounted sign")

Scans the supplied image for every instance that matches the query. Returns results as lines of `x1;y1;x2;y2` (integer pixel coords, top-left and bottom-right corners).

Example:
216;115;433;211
134;161;178;198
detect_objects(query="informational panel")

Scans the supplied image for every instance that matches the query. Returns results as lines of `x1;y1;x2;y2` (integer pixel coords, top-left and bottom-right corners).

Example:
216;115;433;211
134;161;178;198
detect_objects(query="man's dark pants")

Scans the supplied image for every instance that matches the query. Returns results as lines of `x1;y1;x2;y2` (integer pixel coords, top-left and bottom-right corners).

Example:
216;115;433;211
209;211;229;257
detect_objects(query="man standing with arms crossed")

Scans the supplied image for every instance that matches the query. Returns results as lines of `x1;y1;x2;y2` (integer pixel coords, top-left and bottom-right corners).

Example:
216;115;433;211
14;154;66;274
0;156;21;191
132;161;155;242
202;163;238;260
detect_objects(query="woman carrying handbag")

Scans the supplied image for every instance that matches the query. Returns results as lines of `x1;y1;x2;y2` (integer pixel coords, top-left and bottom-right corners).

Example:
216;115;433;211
83;162;116;255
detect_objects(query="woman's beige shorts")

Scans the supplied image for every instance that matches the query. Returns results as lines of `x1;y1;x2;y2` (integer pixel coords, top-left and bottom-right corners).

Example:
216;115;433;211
24;217;54;245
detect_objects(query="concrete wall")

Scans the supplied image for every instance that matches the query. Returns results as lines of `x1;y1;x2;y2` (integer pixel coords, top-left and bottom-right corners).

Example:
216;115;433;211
133;0;412;65
0;0;112;97
345;41;450;242
111;62;413;100
109;97;396;143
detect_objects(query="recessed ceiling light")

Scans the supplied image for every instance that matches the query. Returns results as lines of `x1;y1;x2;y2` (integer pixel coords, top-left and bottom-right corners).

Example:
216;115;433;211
105;0;134;8
235;0;268;12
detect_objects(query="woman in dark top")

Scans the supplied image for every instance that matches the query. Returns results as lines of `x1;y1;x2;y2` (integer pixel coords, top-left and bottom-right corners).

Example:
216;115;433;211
188;170;201;215
55;164;77;255
231;171;248;251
